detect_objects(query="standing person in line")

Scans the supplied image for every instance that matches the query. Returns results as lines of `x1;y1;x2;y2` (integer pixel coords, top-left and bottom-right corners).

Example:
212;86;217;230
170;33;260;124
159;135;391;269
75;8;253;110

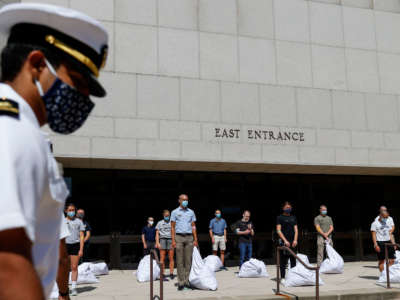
0;3;109;299
371;207;396;272
141;217;156;256
171;194;198;291
65;204;85;296
276;202;298;285
234;210;255;267
375;206;395;234
77;208;91;262
156;210;175;279
314;205;334;266
209;209;228;270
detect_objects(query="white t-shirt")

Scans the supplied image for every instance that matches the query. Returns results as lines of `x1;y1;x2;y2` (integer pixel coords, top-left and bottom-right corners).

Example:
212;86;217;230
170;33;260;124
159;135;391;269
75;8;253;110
371;217;395;241
0;83;68;297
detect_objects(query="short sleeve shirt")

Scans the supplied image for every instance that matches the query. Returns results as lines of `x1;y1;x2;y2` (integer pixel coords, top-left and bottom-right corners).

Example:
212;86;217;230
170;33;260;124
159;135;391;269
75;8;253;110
171;207;196;234
0;83;68;298
209;218;227;235
277;214;297;242
314;215;333;236
142;226;156;242
66;218;85;244
371;218;394;241
234;220;254;243
156;220;171;239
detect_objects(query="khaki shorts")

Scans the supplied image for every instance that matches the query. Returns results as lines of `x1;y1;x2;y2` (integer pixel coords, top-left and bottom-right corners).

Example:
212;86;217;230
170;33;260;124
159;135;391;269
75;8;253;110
212;235;226;251
160;238;172;250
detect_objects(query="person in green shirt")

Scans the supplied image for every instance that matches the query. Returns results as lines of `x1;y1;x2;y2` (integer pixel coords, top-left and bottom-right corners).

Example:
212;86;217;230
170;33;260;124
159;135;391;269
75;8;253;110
314;205;334;266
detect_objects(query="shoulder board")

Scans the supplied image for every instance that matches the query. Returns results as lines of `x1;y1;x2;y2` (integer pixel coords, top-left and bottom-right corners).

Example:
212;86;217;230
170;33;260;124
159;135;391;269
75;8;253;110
0;98;19;120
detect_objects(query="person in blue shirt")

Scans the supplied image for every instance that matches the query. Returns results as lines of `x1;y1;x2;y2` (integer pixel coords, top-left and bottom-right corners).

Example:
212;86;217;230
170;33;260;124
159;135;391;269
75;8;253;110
209;209;228;270
171;194;198;291
141;217;156;256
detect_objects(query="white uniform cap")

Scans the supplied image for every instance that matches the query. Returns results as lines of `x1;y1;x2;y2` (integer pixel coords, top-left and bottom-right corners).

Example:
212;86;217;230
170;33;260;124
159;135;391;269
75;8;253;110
0;3;108;97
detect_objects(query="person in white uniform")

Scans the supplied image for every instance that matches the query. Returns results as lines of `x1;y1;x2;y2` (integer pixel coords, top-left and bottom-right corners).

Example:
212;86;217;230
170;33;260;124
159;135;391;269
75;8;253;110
0;3;108;299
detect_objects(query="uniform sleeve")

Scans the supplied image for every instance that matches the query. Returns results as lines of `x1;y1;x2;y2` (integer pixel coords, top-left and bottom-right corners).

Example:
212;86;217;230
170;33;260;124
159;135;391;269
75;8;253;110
329;217;333;226
79;220;85;232
224;220;227;229
85;221;92;232
293;216;298;225
170;210;177;222
156;221;161;231
142;227;146;234
209;219;213;229
371;222;376;232
314;216;320;226
276;216;282;225
0;124;34;241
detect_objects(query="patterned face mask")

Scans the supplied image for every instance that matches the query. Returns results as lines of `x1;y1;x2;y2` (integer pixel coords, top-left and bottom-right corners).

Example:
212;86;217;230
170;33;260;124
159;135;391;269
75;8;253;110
35;60;95;134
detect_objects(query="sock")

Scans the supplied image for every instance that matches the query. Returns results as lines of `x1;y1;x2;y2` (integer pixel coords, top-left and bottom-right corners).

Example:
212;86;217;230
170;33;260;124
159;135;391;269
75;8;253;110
72;281;77;289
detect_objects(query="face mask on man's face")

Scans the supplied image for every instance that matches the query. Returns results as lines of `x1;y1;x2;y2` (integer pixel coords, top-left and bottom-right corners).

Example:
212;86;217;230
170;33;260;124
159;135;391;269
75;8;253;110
35;59;95;134
148;221;154;226
181;200;188;208
67;211;75;218
77;213;84;219
321;210;327;215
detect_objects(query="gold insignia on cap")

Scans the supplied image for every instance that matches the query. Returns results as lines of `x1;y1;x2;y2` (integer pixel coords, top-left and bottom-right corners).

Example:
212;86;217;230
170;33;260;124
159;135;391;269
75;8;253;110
45;35;99;77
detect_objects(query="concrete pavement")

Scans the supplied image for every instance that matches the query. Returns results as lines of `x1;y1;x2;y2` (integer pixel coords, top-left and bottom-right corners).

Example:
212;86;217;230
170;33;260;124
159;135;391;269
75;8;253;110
71;262;400;300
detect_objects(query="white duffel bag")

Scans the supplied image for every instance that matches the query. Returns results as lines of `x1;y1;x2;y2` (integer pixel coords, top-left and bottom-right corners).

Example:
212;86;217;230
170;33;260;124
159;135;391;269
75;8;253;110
189;247;218;290
69;270;99;285
238;258;269;278
136;255;160;283
203;255;223;272
285;254;324;287
378;263;400;283
395;251;400;264
319;243;344;274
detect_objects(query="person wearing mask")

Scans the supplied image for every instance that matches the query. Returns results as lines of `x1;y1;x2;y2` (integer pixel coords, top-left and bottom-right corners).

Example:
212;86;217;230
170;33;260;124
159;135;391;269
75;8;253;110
276;202;298;284
171;194;198;291
65;203;85;296
156;210;175;279
314;205;334;266
234;210;255;267
142;217;156;256
371;207;396;272
0;3;109;299
77;208;91;262
209;209;228;270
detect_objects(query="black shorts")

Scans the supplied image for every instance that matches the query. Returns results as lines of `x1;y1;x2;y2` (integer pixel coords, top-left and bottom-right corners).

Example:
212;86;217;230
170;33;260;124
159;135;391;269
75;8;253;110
377;241;395;260
67;243;80;256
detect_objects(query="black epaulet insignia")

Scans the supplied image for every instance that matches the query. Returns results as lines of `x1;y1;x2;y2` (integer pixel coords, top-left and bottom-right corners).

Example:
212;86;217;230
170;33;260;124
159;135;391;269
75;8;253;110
0;97;19;120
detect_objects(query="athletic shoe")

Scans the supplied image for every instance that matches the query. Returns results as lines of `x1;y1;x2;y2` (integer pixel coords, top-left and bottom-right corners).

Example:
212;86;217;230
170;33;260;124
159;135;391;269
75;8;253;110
170;274;175;280
70;288;78;296
177;285;184;291
184;283;193;290
220;266;228;271
280;278;286;285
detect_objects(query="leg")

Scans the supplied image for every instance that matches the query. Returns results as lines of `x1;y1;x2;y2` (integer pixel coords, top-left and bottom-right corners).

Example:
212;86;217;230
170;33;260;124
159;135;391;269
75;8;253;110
70;255;79;282
160;250;166;273
184;235;194;286
289;249;296;270
220;236;226;266
220;250;225;265
317;236;324;266
248;243;253;261
239;243;246;267
168;248;175;275
279;250;287;279
378;260;385;272
175;235;185;287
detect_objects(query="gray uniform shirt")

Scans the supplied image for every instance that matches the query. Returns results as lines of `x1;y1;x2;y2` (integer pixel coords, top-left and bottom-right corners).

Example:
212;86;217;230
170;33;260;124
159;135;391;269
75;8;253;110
66;218;85;244
156;219;172;239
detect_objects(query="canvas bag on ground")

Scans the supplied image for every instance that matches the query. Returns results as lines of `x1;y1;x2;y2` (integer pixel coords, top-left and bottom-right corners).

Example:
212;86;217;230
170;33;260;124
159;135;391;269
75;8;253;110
203;255;223;272
378;263;400;283
189;247;218;290
395;251;400;264
285;254;324;287
136;255;160;283
319;242;344;274
49;282;59;299
69;270;99;285
238;258;269;278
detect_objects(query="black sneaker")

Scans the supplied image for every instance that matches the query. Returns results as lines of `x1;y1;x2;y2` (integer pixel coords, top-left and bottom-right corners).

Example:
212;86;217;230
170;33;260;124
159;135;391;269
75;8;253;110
221;266;228;271
170;274;175;280
184;283;193;290
177;285;184;291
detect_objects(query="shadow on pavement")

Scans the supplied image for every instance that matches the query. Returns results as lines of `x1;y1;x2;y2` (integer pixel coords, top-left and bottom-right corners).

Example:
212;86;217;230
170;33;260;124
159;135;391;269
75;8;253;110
359;275;379;280
272;288;299;299
363;265;379;269
77;286;97;293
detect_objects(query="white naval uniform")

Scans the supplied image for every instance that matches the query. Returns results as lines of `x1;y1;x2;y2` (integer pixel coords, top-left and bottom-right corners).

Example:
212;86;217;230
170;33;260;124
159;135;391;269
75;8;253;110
0;83;68;297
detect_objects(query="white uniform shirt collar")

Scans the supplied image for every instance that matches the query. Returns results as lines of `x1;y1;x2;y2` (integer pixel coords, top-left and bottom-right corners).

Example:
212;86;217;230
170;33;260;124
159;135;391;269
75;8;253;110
0;83;40;128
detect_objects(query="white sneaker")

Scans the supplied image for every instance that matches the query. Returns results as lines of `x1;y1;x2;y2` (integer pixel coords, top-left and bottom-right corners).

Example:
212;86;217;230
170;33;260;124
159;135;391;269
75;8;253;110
280;278;286;285
70;288;78;296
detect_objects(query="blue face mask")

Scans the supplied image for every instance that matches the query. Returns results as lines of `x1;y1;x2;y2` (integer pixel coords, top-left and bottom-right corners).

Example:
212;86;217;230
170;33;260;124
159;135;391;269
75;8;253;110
67;211;75;218
283;208;292;214
35;60;94;134
216;213;221;218
321;210;327;215
164;216;170;222
182;200;188;208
